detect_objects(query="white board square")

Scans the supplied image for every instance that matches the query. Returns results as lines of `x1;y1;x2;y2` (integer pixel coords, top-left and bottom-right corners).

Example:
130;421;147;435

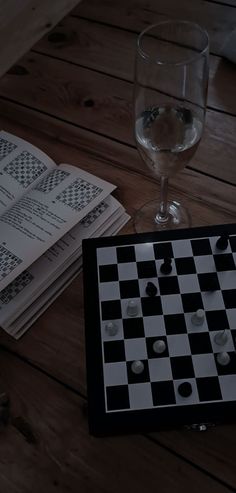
118;262;138;280
143;315;166;337
99;281;120;301
128;382;153;409
121;298;142;319
202;291;225;311
124;338;147;360
194;255;215;273
217;271;236;290
178;274;200;293
192;353;218;377
172;239;193;258
185;312;208;333
101;319;124;341
161;294;183;314
167;334;191;356
97;246;117;265
174;379;199;405
135;242;155;261
104;362;128;386
226;308;236;328
209;330;235;353
148;357;172;381
219;375;236;400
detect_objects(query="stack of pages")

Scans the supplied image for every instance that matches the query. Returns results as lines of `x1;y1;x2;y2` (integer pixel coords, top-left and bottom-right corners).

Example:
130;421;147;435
0;131;130;338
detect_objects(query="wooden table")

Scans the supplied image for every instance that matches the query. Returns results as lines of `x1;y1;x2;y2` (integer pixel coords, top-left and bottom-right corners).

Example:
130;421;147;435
0;0;236;491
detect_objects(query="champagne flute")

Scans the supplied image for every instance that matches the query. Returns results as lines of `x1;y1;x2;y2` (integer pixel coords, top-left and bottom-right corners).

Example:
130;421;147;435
134;20;209;232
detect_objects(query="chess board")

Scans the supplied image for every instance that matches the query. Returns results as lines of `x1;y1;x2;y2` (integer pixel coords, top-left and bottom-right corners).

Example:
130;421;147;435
82;224;236;436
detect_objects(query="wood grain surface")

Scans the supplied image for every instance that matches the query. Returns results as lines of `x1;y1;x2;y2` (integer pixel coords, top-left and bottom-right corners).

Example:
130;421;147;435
0;0;236;491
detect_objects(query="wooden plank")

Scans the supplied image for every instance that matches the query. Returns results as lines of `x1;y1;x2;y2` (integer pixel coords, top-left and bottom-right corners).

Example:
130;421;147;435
72;0;236;55
0;0;82;78
0;52;236;184
0;350;232;493
34;17;236;118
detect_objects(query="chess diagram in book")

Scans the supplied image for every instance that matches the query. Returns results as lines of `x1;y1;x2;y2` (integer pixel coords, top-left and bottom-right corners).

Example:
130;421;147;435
83;224;236;435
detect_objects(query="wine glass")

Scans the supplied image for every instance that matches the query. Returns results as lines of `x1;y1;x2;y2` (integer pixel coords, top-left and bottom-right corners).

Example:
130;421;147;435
134;20;209;232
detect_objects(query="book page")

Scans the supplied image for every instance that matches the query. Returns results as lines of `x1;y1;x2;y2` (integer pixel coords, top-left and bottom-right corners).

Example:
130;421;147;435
0;130;56;214
0;195;122;327
0;164;115;290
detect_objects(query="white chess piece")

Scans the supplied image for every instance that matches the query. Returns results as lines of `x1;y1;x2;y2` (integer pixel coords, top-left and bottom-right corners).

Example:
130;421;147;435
131;360;144;374
216;352;231;366
214;330;228;346
105;321;118;336
153;340;166;354
191;309;205;326
127;300;139;317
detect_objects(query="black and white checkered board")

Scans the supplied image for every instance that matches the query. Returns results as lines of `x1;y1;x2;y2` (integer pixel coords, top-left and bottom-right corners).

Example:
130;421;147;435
83;224;236;436
34;169;70;193
4;151;47;188
56;178;102;212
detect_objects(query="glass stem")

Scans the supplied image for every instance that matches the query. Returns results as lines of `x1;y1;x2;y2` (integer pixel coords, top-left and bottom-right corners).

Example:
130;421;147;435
155;175;169;223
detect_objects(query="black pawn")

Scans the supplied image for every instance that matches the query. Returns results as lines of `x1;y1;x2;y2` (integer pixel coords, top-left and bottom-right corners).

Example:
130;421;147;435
178;382;192;398
216;234;229;251
160;257;172;275
145;281;158;297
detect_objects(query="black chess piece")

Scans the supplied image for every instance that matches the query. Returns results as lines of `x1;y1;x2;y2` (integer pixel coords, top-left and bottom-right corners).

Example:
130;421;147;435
178;382;192;398
145;281;158;297
216;234;229;251
160;257;172;275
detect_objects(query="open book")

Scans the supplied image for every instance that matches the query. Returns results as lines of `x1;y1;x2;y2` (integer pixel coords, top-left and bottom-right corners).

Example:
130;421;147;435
0;131;130;338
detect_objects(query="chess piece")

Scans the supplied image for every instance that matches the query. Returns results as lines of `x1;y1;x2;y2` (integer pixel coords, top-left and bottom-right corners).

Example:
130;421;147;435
105;321;119;336
153;339;166;354
160;257;172;275
127;300;139;317
131;360;144;374
178;382;192;398
191;309;205;326
216;352;231;366
145;281;158;297
216;234;229;251
214;330;228;346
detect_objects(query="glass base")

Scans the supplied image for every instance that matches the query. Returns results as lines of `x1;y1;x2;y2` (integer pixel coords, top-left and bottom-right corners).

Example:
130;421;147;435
134;199;192;233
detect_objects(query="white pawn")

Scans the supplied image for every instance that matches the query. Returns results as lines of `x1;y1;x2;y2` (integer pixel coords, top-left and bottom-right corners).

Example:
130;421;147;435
153;339;166;354
216;352;231;366
127;300;139;317
131;360;144;374
105;321;118;336
214;330;228;346
191;309;205;326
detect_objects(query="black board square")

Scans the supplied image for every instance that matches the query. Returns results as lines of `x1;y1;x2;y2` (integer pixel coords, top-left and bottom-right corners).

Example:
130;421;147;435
214;254;235;272
127;360;150;383
191;239;212;256
158;276;180;295
198;273;220;292
171;356;195;379
141;296;163;316
117;246;136;263
137;260;157;279
123;318;145;338
222;290;236;309
175;257;196;275
206;310;230;331
119;280;140;299
106;385;130;410
229;236;236;252
181;292;203;312
151;380;176;406
196;377;222;401
103;340;125;363
188;332;212;354
101;300;122;320
99;264;118;282
153;242;173;260
215;352;236;375
146;336;169;358
164;314;187;334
